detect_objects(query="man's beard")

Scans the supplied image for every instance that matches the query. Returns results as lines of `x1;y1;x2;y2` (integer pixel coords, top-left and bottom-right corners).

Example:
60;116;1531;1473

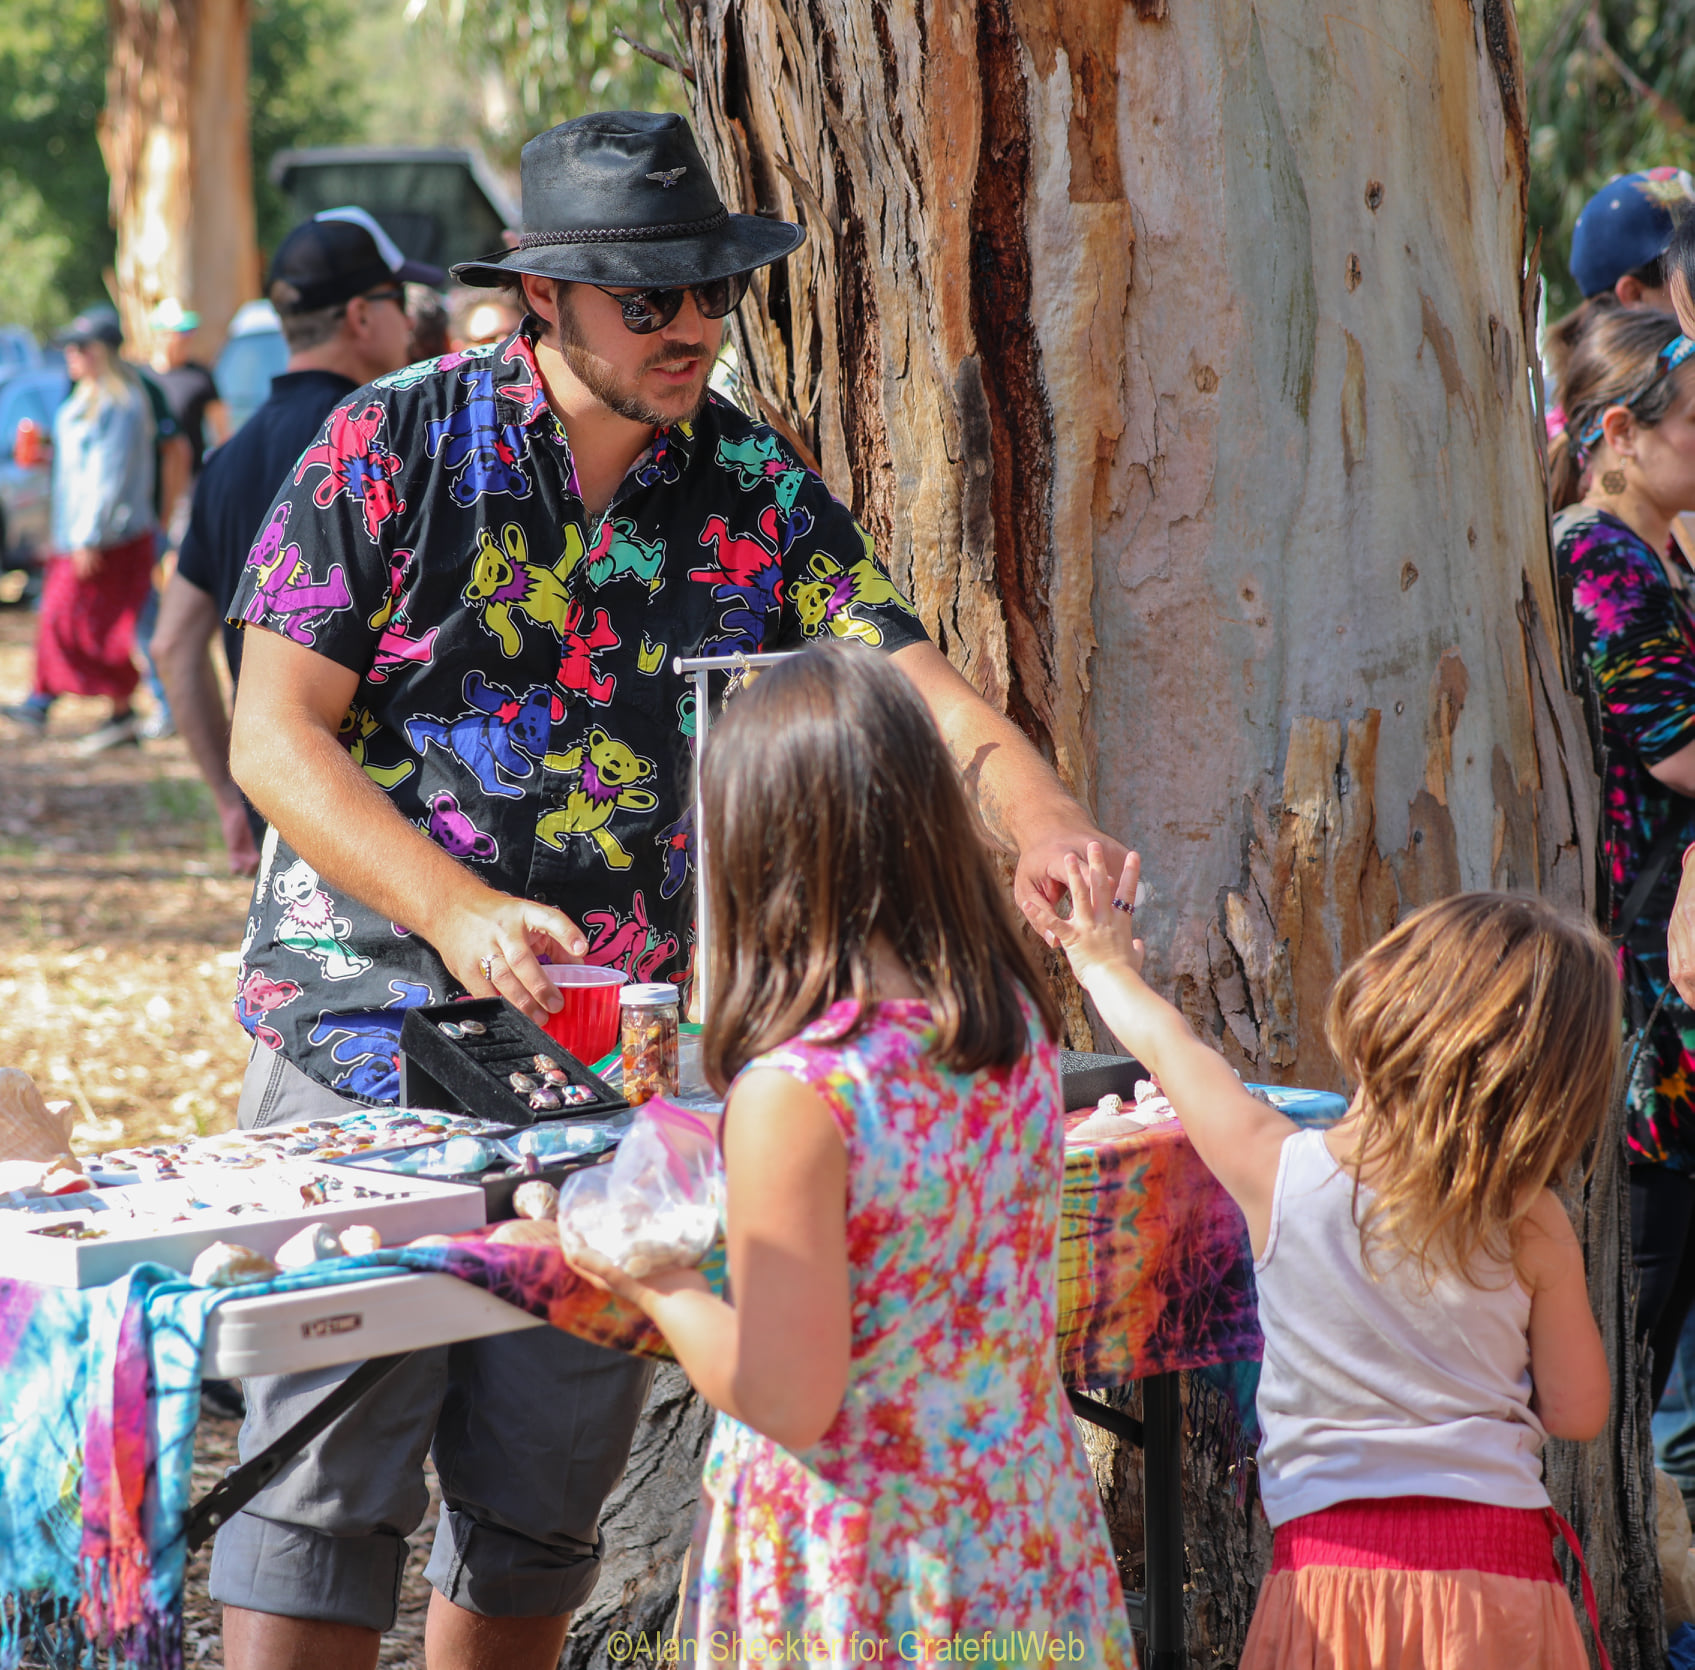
554;289;709;427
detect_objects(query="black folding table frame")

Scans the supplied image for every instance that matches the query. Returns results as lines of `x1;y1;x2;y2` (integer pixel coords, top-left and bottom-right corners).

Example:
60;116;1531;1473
1068;1376;1185;1669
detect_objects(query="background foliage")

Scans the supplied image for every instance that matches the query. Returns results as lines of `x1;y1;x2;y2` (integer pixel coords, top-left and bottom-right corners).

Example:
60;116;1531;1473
1523;0;1695;319
0;0;689;338
0;0;112;336
404;0;687;171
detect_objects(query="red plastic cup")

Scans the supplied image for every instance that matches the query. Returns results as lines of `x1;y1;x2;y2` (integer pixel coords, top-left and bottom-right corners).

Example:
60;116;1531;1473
537;964;627;1065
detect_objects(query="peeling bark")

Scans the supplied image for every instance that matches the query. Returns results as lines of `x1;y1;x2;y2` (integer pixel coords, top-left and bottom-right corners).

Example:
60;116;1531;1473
103;0;259;359
682;1;1651;1662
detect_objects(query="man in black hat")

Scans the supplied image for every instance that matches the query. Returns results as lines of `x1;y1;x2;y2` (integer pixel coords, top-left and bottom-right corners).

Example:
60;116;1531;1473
154;208;439;875
215;112;1126;1668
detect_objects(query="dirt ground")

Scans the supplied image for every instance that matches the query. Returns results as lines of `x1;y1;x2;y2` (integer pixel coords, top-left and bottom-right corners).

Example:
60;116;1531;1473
0;603;439;1668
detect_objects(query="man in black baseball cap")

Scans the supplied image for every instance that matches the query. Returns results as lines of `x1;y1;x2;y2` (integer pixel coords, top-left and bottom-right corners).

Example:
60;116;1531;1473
153;208;439;875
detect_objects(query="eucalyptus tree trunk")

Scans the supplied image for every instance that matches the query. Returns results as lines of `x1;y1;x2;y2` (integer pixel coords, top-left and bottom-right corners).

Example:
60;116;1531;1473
668;0;1660;1664
101;0;259;359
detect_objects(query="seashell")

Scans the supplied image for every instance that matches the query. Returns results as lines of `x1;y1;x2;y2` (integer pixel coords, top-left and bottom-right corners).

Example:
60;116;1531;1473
275;1222;346;1269
457;1018;487;1036
1064;1110;1141;1145
513;1179;560;1220
487;1217;557;1247
298;1180;329;1207
532;1054;560;1072
438;1021;465;1040
338;1224;382;1256
190;1241;280;1287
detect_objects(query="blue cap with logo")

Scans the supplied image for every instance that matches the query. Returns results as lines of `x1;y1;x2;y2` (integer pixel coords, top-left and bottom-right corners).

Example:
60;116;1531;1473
1570;168;1695;298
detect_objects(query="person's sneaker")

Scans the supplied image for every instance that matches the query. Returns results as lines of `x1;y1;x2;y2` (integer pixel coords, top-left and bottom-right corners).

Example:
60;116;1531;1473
1;700;49;734
74;715;141;756
139;710;176;741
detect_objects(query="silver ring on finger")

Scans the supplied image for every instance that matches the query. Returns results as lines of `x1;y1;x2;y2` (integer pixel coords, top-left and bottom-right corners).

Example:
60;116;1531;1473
479;954;496;980
1111;898;1134;914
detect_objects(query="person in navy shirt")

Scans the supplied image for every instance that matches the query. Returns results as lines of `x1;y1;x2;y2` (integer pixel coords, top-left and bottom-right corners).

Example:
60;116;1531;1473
154;210;441;874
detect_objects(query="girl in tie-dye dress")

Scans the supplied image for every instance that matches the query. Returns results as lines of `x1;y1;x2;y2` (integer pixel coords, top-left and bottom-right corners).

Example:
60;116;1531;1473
566;645;1135;1666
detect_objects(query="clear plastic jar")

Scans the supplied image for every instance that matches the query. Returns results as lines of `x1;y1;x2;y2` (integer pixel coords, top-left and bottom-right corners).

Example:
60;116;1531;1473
619;982;680;1105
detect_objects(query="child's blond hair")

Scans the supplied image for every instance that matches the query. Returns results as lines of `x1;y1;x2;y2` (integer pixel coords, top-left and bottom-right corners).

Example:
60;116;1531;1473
1324;892;1620;1280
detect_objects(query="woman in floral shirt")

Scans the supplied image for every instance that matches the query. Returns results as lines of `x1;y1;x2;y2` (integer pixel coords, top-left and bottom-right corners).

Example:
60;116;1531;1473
1553;305;1695;1403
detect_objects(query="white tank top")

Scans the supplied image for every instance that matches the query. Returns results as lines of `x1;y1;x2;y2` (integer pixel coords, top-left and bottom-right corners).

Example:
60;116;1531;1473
1254;1127;1550;1526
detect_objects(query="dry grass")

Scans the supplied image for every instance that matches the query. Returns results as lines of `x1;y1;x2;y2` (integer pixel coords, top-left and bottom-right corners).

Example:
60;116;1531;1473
1;603;436;1668
0;607;252;1148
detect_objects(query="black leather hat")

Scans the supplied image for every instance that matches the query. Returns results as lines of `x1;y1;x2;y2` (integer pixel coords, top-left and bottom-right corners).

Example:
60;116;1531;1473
453;110;804;290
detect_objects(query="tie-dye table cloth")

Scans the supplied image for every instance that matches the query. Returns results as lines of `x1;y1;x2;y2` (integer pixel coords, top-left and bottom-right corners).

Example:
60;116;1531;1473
0;1108;1314;1668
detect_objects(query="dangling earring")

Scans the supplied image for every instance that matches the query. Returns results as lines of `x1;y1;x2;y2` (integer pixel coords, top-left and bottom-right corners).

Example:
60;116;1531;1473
1602;468;1627;495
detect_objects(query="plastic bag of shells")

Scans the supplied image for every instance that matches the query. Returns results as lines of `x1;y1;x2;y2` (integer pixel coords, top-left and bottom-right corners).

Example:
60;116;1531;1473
556;1097;723;1279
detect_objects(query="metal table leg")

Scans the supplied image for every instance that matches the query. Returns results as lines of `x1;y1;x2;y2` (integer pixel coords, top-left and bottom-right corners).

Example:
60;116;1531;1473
1067;1376;1186;1664
1141;1371;1186;1668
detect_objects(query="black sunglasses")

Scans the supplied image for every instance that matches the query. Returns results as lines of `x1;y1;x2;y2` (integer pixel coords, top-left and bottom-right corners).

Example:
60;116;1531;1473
591;273;751;335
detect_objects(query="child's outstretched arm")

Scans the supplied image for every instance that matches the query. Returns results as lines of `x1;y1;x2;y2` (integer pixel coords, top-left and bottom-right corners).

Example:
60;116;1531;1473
564;1070;853;1453
1517;1188;1610;1441
1024;845;1296;1256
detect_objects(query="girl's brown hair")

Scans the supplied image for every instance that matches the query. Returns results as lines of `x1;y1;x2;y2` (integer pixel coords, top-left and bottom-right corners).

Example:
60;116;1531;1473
1549;305;1684;510
699;643;1061;1090
1325;892;1620;1279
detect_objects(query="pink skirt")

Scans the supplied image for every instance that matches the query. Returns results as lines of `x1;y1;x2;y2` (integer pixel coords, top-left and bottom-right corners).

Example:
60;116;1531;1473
32;533;155;702
1239;1497;1594;1670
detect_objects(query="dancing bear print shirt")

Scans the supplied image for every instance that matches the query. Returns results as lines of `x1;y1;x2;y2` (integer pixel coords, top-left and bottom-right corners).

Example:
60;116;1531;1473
226;321;926;1101
1556;504;1695;1168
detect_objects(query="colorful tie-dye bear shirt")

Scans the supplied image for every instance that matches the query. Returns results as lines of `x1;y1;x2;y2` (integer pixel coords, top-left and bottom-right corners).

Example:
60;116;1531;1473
225;323;926;1101
1555;504;1695;1166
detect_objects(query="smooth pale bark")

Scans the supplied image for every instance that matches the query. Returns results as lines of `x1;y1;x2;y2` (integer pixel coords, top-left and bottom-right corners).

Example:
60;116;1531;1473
671;1;1660;1664
101;0;258;359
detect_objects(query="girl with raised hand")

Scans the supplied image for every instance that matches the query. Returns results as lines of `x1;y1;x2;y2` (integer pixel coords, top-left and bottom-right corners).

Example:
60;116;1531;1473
565;645;1136;1666
1027;855;1616;1670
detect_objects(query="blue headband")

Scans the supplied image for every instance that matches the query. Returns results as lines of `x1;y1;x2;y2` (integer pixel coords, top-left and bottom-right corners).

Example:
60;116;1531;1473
1577;334;1695;449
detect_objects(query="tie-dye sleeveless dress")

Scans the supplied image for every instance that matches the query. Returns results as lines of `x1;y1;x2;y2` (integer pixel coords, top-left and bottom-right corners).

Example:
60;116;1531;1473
685;998;1137;1667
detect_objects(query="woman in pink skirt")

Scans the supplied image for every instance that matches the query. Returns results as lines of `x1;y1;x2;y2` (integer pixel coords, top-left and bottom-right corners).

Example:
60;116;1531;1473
3;308;156;753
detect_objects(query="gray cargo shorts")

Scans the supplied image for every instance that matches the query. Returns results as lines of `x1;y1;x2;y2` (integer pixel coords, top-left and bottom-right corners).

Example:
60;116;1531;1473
208;1039;657;1630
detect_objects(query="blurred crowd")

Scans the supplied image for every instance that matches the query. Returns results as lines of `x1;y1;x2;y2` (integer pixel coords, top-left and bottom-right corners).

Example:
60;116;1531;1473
0;216;520;774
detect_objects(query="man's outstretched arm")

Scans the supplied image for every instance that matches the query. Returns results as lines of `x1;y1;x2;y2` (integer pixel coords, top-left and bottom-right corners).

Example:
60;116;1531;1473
891;641;1130;908
229;627;587;1022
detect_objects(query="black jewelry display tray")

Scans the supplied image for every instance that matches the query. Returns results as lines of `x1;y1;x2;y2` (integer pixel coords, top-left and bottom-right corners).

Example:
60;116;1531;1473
1059;1049;1148;1111
398;998;627;1126
340;999;630;1221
